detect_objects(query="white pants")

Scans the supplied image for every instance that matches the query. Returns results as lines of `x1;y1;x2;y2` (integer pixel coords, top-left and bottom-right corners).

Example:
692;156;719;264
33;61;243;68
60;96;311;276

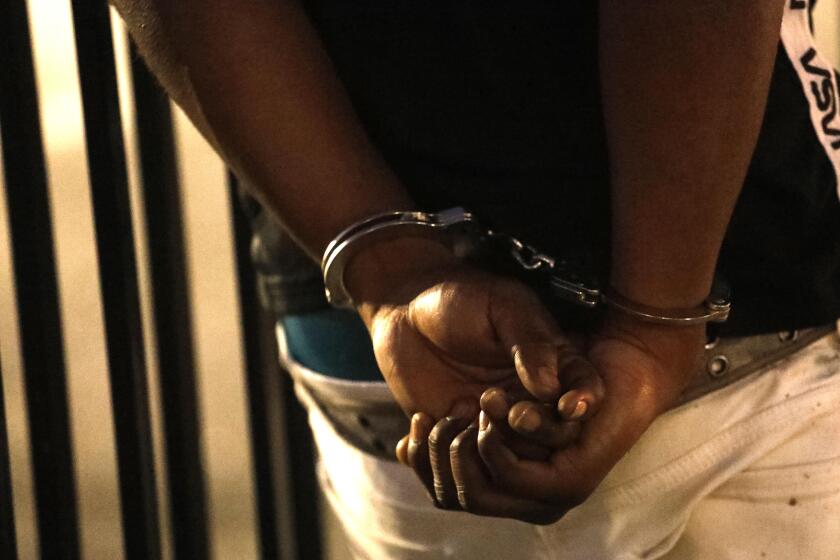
278;326;840;560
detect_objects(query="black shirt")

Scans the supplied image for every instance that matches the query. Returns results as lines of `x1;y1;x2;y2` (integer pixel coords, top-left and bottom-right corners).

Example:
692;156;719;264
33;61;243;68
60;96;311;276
250;0;840;336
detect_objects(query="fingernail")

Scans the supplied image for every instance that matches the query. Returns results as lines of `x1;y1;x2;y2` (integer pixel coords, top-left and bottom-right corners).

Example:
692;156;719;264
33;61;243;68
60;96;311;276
395;437;408;464
480;388;508;418
538;365;560;389
479;410;489;431
448;399;476;420
569;400;588;420
513;407;542;432
410;413;430;442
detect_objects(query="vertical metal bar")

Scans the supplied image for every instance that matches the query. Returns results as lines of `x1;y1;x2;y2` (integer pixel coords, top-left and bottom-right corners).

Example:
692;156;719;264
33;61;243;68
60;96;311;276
229;175;281;560
0;1;81;557
67;3;162;559
229;176;322;560
281;360;323;560
0;357;19;559
128;43;209;559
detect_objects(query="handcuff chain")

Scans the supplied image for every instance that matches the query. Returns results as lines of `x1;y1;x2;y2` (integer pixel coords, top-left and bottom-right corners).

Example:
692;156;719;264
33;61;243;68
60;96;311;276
485;229;557;273
322;207;729;322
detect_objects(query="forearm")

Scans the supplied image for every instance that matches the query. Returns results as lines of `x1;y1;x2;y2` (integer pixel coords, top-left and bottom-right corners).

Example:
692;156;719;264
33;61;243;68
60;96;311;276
109;0;232;158
600;0;785;308
111;0;412;258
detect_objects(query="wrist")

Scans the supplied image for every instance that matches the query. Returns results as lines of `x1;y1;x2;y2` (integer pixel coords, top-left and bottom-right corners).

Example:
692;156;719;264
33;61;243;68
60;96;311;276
609;239;721;311
602;285;729;327
344;237;460;327
598;310;706;412
608;271;713;311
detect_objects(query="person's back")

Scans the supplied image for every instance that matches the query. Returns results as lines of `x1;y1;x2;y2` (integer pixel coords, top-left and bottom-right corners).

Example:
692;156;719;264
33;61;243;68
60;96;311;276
252;0;840;336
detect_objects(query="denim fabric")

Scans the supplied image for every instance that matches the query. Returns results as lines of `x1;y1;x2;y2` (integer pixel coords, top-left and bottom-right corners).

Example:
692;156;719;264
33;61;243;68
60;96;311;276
281;309;382;382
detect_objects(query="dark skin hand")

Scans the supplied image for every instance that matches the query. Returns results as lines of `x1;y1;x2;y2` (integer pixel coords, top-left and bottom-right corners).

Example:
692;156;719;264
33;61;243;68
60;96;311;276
114;0;604;433
114;0;607;462
350;247;607;422
395;0;785;523
402;313;705;524
114;0;786;526
395;370;607;511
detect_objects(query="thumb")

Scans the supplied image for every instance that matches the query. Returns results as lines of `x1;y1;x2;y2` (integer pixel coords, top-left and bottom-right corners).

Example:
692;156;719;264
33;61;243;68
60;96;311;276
511;342;597;403
488;278;565;347
488;280;585;401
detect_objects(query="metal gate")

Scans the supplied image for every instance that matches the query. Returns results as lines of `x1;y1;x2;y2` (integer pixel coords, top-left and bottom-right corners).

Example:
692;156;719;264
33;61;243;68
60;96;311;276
0;1;321;558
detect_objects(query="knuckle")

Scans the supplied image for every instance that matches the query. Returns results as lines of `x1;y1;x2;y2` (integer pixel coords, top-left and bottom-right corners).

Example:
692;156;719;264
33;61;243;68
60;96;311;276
456;485;493;517
449;434;464;459
448;440;461;461
427;423;448;449
476;429;495;458
434;495;460;511
431;499;449;511
476;429;491;455
477;427;506;466
432;483;448;504
449;429;471;457
455;487;474;513
406;449;423;471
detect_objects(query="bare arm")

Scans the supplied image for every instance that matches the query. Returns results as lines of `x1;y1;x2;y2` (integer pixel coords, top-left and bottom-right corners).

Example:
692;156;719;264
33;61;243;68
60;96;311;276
111;0;590;423
113;0;480;335
603;0;786;310
110;0;452;288
420;0;791;524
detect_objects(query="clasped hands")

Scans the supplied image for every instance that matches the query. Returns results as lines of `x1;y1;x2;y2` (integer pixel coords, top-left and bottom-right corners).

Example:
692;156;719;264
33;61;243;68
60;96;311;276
353;248;705;524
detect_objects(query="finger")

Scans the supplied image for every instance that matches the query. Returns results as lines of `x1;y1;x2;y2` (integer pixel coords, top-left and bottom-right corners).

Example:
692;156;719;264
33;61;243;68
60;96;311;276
512;342;588;402
406;413;436;502
489;280;565;350
450;426;565;525
556;357;606;421
477;420;592;506
396;435;409;465
429;400;478;509
430;416;473;509
480;387;512;423
480;388;551;460
450;426;491;513
484;279;595;407
477;418;529;482
480;386;539;422
507;401;581;448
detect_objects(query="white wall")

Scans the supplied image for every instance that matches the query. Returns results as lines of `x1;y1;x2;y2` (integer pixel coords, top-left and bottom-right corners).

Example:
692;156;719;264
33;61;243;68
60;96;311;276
0;2;257;559
815;0;840;66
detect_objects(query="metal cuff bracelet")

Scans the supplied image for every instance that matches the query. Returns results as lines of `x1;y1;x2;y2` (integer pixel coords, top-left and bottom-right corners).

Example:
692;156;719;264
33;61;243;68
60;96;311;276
320;207;731;325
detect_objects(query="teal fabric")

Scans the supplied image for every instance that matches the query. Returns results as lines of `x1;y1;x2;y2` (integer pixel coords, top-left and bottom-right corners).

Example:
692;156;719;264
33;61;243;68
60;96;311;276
280;309;383;381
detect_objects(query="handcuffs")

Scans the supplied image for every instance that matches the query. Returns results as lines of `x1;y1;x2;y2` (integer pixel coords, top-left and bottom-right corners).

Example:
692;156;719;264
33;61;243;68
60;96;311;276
321;208;731;325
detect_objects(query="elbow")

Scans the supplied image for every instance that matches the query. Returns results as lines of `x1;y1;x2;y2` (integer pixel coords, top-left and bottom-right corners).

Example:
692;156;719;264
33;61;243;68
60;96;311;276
109;0;195;115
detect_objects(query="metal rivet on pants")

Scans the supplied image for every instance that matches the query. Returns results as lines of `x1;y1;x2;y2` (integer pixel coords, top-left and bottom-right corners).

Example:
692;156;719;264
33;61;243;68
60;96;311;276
778;330;798;343
707;355;729;378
